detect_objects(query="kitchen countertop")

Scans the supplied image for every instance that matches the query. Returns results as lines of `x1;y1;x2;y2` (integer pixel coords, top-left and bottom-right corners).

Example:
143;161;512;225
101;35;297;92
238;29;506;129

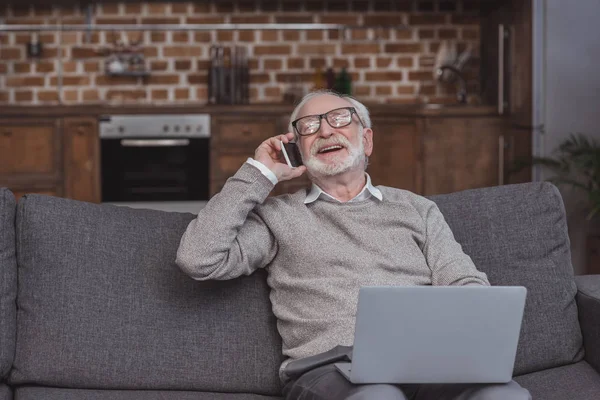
0;103;499;118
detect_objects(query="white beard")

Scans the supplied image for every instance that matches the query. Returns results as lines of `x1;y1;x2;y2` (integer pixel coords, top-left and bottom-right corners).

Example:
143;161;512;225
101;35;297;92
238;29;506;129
302;132;365;177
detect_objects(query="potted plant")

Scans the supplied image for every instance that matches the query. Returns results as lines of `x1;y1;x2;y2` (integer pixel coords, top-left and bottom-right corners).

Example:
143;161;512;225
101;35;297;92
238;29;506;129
511;133;600;220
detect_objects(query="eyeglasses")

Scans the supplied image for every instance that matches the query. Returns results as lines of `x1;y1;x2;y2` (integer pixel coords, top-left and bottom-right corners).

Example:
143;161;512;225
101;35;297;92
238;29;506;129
291;107;364;137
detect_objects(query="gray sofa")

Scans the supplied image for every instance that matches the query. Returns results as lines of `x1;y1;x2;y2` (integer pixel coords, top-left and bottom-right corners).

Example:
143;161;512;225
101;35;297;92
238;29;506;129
1;182;600;399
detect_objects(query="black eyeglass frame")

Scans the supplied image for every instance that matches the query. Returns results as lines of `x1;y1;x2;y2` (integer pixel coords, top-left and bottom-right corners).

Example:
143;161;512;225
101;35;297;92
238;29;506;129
291;107;365;137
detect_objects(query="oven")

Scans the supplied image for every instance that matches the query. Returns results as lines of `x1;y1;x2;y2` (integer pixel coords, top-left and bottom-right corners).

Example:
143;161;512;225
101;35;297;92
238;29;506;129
99;114;210;212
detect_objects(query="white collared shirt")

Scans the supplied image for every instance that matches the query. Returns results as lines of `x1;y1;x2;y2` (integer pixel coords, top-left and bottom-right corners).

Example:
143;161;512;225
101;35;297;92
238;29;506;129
246;158;383;204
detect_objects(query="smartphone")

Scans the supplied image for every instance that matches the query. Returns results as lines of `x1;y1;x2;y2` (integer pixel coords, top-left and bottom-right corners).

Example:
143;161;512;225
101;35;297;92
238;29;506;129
280;140;304;168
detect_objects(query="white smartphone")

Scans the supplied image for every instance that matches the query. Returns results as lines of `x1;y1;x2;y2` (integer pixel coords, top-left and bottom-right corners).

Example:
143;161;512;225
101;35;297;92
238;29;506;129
279;140;303;168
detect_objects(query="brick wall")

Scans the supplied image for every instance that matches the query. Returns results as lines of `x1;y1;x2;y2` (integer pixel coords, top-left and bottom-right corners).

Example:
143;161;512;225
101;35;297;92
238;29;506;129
0;0;481;105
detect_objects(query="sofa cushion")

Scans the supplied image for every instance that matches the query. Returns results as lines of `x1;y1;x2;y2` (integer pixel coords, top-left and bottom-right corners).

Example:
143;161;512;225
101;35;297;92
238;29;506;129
429;182;583;375
0;188;17;380
15;388;281;400
10;195;284;394
514;361;600;400
0;384;11;400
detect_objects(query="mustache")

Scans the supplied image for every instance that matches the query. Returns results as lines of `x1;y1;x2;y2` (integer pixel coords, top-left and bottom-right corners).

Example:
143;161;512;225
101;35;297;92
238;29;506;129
309;135;352;157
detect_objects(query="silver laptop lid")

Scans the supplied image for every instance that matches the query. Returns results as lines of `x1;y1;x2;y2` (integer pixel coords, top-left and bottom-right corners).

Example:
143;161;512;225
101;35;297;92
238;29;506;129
350;286;527;384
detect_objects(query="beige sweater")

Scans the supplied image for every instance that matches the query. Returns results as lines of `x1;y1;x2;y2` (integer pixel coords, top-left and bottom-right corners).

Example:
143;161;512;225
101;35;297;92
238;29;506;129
176;163;489;379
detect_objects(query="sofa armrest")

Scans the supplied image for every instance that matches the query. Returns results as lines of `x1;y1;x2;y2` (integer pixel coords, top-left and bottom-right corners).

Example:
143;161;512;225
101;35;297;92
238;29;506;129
576;275;600;374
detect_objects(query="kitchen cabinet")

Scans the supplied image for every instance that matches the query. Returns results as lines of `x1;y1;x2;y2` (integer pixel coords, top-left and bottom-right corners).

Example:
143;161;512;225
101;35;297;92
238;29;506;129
0;116;100;203
422;116;507;195
0;118;63;199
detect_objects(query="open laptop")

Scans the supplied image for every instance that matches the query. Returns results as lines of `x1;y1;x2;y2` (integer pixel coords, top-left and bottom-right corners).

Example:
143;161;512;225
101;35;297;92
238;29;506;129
334;285;527;384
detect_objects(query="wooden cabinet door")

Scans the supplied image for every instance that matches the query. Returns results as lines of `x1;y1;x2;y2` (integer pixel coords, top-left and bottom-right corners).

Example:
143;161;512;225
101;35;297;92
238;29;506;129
0;119;61;179
369;117;421;193
423;117;507;195
63;117;100;203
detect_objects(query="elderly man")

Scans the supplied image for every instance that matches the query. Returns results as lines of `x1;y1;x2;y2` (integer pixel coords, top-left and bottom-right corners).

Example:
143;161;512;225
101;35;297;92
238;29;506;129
176;91;531;400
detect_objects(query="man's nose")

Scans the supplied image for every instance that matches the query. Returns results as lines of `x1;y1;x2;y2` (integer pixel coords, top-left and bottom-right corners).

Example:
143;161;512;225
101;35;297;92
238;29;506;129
318;120;335;138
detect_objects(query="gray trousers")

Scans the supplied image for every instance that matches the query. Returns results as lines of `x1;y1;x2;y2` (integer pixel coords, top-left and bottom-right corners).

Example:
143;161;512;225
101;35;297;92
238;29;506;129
282;363;532;400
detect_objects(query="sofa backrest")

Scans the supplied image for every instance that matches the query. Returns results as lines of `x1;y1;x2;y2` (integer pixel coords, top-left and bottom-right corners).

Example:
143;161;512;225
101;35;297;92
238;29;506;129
9;195;284;395
0;189;16;383
429;182;584;375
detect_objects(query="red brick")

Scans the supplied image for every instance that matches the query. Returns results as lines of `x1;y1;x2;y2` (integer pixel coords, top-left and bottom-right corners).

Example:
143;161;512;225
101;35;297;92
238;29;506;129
147;3;169;14
37;90;60;102
462;28;479;40
124;4;142;13
63;89;79;102
174;88;190;100
96;75;139;86
287;58;305;69
419;84;436;95
439;29;458;39
409;71;434;81
260;31;279;41
231;15;270;24
419;29;435;39
194;32;212;43
15;90;33;102
141;17;179;24
61;17;85;24
81;89;99;102
384;43;423;53
0;48;22;60
188;74;208;84
106;89;147;102
297;44;336;55
321;15;358;24
6;76;45;87
310;58;327;68
419;55;436;68
250;73;270;84
171;3;190;13
60;32;79;45
451;15;480;25
100;4;120;15
172;32;190;43
305;0;325;12
196;86;208;101
151;89;169;100
254;45;291;56
50;75;91;86
341;43;379;54
13;62;31;73
215;1;234;12
366;72;404;81
275;73;311;83
72;47;101;59
409;14;447;25
264;86;282;98
83;61;100;73
147;75;180;85
187;16;225;24
364;14;406;26
333;59;350;69
264;59;283;69
376;86;392;95
0;92;9;102
0;64;7;74
163;46;203;57
283;31;300;41
238;1;257;12
151;32;167;43
238;31;255;42
217;31;234;42
192;3;211;13
397;85;416;95
354;57;371;68
274;15;314;23
353;85;371;96
397;57;414;67
376;57;392;68
175;60;192;71
96;17;137;25
306;31;324;41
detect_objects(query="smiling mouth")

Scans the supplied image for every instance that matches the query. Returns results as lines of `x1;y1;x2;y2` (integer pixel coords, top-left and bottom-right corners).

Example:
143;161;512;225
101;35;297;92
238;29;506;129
317;145;345;154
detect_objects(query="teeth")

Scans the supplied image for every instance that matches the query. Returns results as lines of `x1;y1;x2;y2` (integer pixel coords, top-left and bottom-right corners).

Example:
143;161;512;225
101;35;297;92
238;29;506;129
319;145;343;153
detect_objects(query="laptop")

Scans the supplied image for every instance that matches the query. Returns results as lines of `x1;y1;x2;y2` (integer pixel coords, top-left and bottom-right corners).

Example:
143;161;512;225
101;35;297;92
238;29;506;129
334;285;527;384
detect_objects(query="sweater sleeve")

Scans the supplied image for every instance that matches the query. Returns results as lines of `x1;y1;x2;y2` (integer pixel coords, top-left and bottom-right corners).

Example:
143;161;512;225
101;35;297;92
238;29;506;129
422;201;490;286
175;162;278;281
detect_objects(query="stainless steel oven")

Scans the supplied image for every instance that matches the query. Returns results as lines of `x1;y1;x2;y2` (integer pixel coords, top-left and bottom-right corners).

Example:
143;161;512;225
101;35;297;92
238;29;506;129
99;114;210;211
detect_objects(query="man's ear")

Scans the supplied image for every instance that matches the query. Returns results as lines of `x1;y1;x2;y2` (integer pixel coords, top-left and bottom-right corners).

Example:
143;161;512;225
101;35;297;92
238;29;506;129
363;128;373;157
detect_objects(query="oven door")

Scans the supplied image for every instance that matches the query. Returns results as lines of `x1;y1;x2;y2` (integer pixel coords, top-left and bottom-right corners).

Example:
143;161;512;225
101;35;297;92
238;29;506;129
101;137;210;202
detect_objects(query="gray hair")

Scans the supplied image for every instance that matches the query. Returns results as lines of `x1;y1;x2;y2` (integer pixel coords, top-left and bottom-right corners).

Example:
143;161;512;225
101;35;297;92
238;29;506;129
287;90;372;135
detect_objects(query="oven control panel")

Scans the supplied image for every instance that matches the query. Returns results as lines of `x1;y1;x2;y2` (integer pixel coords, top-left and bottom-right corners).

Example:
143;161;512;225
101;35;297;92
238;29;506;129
99;114;211;138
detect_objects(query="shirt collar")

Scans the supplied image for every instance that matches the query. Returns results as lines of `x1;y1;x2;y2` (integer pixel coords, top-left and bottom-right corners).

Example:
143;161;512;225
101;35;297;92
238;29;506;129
304;173;383;204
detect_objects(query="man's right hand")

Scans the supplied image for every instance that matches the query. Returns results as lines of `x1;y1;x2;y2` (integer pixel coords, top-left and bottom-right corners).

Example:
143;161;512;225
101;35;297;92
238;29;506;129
254;132;307;182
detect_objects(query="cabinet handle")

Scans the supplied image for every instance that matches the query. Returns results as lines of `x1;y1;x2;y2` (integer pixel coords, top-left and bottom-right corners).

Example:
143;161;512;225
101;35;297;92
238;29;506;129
498;135;505;185
498;24;505;115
